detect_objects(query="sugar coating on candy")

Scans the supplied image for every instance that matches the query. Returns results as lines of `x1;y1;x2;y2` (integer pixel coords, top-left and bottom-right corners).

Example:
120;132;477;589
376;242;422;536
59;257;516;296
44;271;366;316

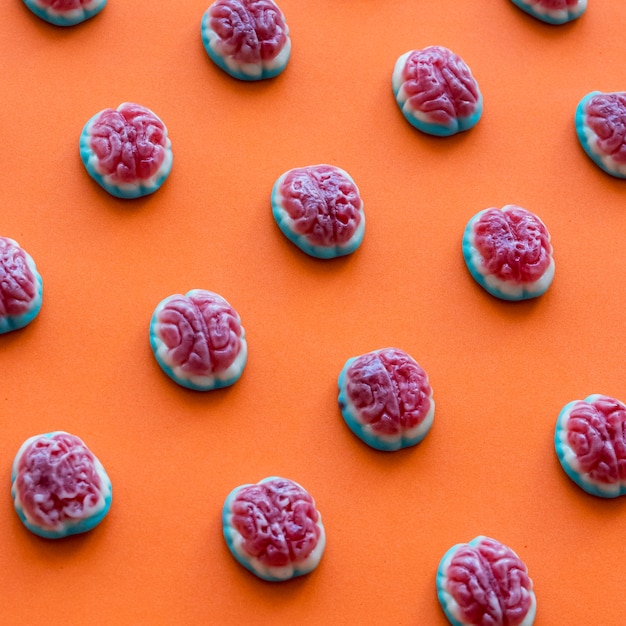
223;477;325;581
0;237;43;334
555;394;626;497
271;164;366;259
462;205;555;301
150;289;247;391
11;432;112;539
23;0;106;26
80;103;173;199
392;46;483;136
509;0;586;24
437;536;536;626
201;0;291;81
338;347;434;451
576;91;626;178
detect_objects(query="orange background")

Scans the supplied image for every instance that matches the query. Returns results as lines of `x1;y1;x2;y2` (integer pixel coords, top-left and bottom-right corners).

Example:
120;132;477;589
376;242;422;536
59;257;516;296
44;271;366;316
2;0;626;624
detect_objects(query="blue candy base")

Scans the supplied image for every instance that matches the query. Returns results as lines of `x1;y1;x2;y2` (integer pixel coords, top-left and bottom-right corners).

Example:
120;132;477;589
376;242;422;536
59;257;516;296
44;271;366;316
23;0;106;26
509;0;586;24
0;272;43;334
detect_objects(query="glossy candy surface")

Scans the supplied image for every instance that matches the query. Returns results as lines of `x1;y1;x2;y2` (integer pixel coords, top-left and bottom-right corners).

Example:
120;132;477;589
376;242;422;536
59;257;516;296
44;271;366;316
22;0;106;26
0;237;43;334
555;394;626;497
150;289;247;391
11;432;112;539
338;347;434;451
80;103;173;199
392;46;482;136
272;164;365;259
222;477;326;581
576;91;626;178
462;205;555;301
201;0;291;81
437;536;536;626
509;0;586;24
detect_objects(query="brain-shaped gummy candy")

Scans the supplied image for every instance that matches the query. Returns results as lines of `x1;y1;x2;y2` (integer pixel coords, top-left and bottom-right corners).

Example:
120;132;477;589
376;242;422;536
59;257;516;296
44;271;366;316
392;46;483;137
437;536;537;626
271;164;366;259
555;394;626;498
11;432;112;539
462;205;555;301
0;237;43;334
338;347;434;451
509;0;586;24
201;0;291;81
23;0;106;26
222;477;326;581
80;102;173;199
150;289;247;391
575;91;626;179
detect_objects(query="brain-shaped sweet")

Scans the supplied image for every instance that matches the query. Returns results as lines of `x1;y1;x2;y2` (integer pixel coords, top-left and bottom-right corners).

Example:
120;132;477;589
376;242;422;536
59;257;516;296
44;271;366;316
80;102;173;199
201;0;291;81
392;46;483;137
555;394;626;497
338;347;434;451
576;91;626;179
271;164;366;259
23;0;106;26
509;0;586;24
0;237;43;334
462;205;555;301
150;289;247;391
11;432;112;539
222;476;326;581
437;536;537;626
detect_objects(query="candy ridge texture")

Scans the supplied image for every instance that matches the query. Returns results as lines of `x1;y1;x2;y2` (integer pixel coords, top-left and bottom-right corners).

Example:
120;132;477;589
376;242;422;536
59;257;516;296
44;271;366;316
201;0;291;81
462;205;555;301
338;347;434;451
222;476;326;581
80;102;173;199
11;431;112;539
271;164;366;259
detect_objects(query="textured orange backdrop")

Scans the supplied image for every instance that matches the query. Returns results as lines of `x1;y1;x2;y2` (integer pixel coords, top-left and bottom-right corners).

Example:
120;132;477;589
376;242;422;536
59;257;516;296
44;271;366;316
2;0;626;623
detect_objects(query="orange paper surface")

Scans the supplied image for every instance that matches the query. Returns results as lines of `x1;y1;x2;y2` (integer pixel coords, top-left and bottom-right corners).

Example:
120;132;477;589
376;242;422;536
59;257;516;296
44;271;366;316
2;1;626;624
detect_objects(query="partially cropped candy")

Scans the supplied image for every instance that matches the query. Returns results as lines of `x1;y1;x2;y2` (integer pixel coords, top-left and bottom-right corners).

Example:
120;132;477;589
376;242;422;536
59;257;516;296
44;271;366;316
150;289;247;391
222;477;326;581
23;0;106;26
201;0;291;81
0;237;43;334
392;46;482;136
80;102;173;199
509;0;586;24
437;536;536;626
555;394;626;497
271;164;365;259
462;205;555;301
12;432;112;539
576;91;626;178
338;347;434;451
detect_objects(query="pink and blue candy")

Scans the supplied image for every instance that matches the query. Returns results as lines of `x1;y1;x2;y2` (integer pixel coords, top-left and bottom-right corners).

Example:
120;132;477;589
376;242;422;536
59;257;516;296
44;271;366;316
272;164;366;259
509;0;586;24
462;205;555;301
80;103;173;199
555;394;626;498
338;347;434;451
12;432;112;539
201;0;291;81
222;477;326;581
23;0;106;26
0;237;42;334
437;536;536;626
392;46;482;137
150;289;247;391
